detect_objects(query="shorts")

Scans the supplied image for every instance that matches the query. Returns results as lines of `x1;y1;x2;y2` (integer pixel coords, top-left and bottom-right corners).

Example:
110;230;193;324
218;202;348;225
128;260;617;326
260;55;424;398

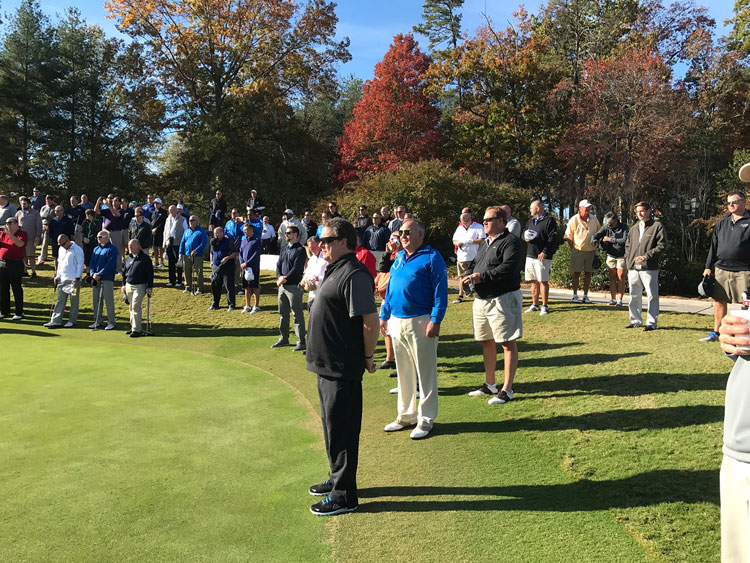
457;261;472;277
153;233;164;247
714;268;750;304
570;248;595;273
473;290;523;343
605;255;626;270
241;268;260;289
524;257;550;282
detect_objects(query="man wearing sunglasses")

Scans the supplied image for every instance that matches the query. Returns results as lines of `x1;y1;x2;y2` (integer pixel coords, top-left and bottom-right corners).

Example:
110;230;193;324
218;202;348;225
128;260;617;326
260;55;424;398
273;225;307;351
306;218;379;516
701;191;750;342
379;219;448;440
88;230;118;330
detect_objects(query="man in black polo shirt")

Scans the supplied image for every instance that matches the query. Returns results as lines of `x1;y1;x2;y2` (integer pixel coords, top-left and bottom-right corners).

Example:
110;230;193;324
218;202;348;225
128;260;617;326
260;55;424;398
121;239;154;337
273;225;307;350
306;218;379;516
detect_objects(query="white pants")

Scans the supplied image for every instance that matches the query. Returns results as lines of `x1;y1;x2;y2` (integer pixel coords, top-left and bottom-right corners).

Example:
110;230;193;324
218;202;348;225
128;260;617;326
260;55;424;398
721;455;750;562
628;269;659;327
389;315;439;430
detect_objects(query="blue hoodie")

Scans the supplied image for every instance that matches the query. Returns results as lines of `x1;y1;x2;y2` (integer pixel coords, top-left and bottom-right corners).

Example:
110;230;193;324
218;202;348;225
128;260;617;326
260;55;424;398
380;245;448;323
179;226;208;256
89;241;118;281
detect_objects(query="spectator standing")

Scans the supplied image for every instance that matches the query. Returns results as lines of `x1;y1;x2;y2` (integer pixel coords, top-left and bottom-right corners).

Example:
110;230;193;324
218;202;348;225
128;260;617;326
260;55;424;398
500;205;521;238
452;211;485;304
306;217;379;516
317;212;331;238
278;209;307;249
239;223;262;314
261;216;276;254
593;212;629;306
48;206;75;268
66;197;86;246
150;198;167;267
16;197;42;277
44;234;84;328
389;206;406;233
81;209;102;268
79;194;94;211
121;239;154;337
0;194;17;225
208;227;238;311
353;205;372;241
89;230;118;330
564;199;601;303
379;219;448;440
301;236;328;311
141;194;154;220
328;201;341;218
302;211;318;241
128;208;153;250
246;188;265;212
224;208;245;288
273;225;306;351
701;191;750;342
0;217;27;320
95;195;128;274
462;207;523;404
355;235;376;278
624;201;668;331
31;188;44;211
208;189;227;231
363;213;390;257
164;205;188;287
380;206;392;226
38;195;57;265
179;216;208;295
245;207;263;240
523;200;558;315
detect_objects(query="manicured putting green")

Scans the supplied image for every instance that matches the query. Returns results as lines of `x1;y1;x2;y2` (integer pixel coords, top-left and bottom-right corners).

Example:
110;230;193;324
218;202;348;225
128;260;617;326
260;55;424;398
0;335;328;563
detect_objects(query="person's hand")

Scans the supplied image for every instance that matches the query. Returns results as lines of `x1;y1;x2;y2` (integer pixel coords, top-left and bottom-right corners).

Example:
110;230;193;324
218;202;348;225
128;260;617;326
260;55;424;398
702;268;712;277
190;250;197;257
152;228;156;234
720;314;750;355
93;273;101;281
53;277;60;285
241;262;247;269
121;286;127;295
603;236;611;242
221;257;228;264
635;255;646;263
147;287;153;296
463;272;480;285
365;357;376;373
379;319;389;337
425;321;440;338
74;279;80;288
538;252;546;261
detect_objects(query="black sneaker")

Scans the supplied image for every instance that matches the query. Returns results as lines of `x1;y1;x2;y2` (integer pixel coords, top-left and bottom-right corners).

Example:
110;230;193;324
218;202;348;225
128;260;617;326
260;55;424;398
643;325;657;332
389;370;398;378
130;331;144;338
309;479;333;497
271;339;290;348
310;496;358;516
293;342;306;352
625;323;642;329
378;360;396;370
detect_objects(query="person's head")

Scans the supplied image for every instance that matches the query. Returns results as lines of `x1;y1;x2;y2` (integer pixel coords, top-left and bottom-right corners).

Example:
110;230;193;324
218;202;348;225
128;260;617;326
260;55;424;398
168;204;177;216
251;188;258;197
97;230;110;246
57;234;71;249
399;219;425;254
188;215;199;229
215;189;222;199
80;194;88;204
578;199;592;218
530;200;543;217
246;208;257;220
321;211;331;223
728;191;747;215
328;201;338;213
135;207;146;220
500;204;512;219
213;226;224;239
146;194;154;204
460;212;472;226
85;209;95;220
308;235;321;255
320;217;356;263
46;194;54;204
634;201;652;222
395;206;406;217
358;204;367;215
33;188;41;197
231;208;240;220
243;222;252;238
380;206;390;218
154;198;162;209
55;205;64;217
263;215;269;224
128;238;141;255
404;212;414;220
19;196;30;210
0;195;8;206
461;207;471;215
482;206;506;237
372;212;382;226
603;211;620;228
303;211;312;222
284;208;294;219
286;225;299;243
4;216;18;234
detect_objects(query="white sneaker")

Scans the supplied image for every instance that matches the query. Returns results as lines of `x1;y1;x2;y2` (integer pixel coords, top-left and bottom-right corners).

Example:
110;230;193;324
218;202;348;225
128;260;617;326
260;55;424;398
194;289;202;295
389;387;398;394
524;305;540;313
410;426;430;440
384;421;409;432
241;306;252;313
63;321;75;328
88;322;100;329
104;323;115;330
250;306;260;314
165;282;174;287
175;283;182;288
571;295;580;303
468;383;498;396
582;296;592;304
540;305;550;315
11;315;23;320
616;300;623;306
488;389;514;405
608;299;617;305
43;321;61;328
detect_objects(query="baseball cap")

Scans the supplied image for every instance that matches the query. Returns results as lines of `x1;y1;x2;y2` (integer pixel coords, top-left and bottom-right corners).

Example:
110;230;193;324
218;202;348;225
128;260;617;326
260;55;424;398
284;208;293;215
578;199;593;208
251;189;257;194
154;198;162;204
176;203;184;210
739;163;750;183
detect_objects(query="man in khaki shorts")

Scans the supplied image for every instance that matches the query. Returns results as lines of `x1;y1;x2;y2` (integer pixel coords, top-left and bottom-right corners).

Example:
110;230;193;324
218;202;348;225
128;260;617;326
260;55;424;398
451;211;485;303
702;188;750;342
461;207;523;405
564;199;601;303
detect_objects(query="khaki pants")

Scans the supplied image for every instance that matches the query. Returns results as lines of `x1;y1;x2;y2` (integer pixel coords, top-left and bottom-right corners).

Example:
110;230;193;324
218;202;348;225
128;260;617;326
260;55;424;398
183;255;204;291
389;315;439;430
125;282;147;332
721;455;750;562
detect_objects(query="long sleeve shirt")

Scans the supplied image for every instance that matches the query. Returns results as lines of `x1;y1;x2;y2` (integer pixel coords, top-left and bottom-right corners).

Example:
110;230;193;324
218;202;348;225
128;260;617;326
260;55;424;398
179;226;208;256
56;243;85;282
276;241;306;285
705;212;750;272
380;245;448;324
122;250;154;288
89;242;118;281
466;230;523;299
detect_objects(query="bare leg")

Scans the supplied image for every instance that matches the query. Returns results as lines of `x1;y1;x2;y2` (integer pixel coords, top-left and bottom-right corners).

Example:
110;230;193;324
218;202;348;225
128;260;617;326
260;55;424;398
572;272;580;295
500;340;518;391
530;281;539;306
245;288;251;308
616;269;626;301
714;301;728;333
481;339;497;386
252;288;260;308
385;334;394;362
583;272;592;295
541;281;549;306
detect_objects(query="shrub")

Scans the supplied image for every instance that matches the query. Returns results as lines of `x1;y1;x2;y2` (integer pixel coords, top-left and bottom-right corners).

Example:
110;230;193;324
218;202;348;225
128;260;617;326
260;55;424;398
548;243;610;290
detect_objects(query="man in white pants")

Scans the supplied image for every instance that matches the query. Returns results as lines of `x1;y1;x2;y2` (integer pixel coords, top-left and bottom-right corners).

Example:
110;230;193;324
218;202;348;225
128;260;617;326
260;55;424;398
44;234;84;328
624;201;668;331
379;219;448;440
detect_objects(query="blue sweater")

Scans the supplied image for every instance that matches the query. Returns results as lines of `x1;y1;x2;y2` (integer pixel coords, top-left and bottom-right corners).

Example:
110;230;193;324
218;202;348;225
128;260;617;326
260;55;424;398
89;242;118;281
179;226;208;256
380;245;448;323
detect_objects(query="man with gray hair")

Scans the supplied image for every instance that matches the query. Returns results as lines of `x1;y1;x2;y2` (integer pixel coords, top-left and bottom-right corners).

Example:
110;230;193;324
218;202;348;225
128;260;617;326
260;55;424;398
121;239;154;337
0;194;16;226
16;196;42;277
523;200;558;315
452;211;485;304
44;234;84;328
88;230;118;330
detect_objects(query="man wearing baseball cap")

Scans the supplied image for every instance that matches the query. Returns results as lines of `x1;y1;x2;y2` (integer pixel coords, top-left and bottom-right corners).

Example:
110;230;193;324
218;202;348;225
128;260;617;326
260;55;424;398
563;199;601;303
246;189;265;212
523;200;558;315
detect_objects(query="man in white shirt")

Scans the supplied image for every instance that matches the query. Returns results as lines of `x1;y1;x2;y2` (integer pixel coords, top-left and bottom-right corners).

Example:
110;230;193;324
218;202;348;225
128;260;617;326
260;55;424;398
44;234;84;328
451;212;485;303
261;215;276;254
301;236;328;310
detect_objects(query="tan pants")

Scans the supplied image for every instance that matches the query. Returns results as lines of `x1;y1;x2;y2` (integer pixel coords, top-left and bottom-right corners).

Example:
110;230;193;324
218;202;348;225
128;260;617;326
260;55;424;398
389;315;439;430
125;282;146;332
721;455;750;562
183;255;204;291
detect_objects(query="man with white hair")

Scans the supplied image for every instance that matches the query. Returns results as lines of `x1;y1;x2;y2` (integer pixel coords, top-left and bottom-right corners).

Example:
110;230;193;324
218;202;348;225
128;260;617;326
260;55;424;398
523;200;558;315
451;211;485;304
121;239;154;337
564;199;601;303
88;230;118;330
44;234;84;328
0;194;17;226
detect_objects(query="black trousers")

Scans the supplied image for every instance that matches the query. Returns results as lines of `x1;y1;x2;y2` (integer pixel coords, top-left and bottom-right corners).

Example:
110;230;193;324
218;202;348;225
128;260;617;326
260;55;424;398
166;241;183;285
317;374;362;507
211;262;235;307
0;259;24;316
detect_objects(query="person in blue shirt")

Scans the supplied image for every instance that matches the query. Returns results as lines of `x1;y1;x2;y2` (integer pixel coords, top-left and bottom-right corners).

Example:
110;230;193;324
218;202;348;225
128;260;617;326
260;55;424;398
88;230;119;330
224;208;244;243
179;216;208;295
379;218;448;440
208;227;238;311
245;207;263;240
239;223;262;313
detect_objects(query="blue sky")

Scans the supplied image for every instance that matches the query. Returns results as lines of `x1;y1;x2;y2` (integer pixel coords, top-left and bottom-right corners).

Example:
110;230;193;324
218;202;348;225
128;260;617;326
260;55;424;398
6;0;739;81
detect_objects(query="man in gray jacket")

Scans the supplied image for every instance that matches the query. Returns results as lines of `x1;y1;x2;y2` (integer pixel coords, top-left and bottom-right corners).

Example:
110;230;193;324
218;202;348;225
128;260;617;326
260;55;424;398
624;201;667;331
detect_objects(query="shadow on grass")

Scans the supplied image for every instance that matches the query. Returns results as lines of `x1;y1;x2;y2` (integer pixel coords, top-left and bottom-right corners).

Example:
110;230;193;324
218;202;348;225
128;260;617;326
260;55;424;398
435;405;722;434
152;323;279;338
0;327;60;337
440;352;649;374
357;469;718;512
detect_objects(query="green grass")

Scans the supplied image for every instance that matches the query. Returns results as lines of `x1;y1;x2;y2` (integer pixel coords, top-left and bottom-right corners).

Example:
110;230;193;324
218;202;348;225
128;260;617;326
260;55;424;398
0;264;727;562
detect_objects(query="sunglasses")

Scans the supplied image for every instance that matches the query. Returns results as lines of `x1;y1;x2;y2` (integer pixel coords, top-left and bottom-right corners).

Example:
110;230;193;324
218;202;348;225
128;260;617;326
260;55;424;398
319;236;345;245
398;229;411;237
483;216;499;223
96;235;107;239
728;199;745;206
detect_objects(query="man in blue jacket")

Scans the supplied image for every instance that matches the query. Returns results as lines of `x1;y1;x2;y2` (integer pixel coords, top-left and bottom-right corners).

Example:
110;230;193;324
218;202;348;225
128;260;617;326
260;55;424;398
179;216;208;295
89;230;118;330
379;218;448;440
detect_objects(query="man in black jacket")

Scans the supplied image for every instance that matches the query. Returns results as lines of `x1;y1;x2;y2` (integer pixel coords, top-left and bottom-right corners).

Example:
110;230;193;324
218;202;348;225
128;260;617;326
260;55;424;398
522;200;558;315
121;239;154;338
306;217;379;516
208;189;227;231
128;208;153;250
593;212;629;306
273;225;307;350
462;206;523;405
48;205;74;268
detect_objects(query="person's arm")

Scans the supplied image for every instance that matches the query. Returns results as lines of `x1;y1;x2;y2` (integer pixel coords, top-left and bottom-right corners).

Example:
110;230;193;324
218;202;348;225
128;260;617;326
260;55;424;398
179;233;187;256
564;217;575;248
362;312;380;373
5;229;25;248
704;225;719;276
540;218;557;258
196;230;208;254
592;226;607;242
611;225;629;246
428;251;448;326
94;197;103;214
645;223;668;259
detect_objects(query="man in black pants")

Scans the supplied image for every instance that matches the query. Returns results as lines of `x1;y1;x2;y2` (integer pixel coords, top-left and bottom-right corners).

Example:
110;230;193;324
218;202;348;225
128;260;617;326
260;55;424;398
306;218;379;516
208;227;238;311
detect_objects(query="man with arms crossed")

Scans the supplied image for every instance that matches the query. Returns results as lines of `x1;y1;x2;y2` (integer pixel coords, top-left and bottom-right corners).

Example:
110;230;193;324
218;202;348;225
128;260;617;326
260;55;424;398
306;218;379;516
523;200;558;315
463;207;523;404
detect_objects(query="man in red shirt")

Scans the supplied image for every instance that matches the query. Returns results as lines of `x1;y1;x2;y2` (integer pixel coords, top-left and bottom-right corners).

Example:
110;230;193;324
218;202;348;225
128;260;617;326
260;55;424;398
0;217;28;320
355;234;376;278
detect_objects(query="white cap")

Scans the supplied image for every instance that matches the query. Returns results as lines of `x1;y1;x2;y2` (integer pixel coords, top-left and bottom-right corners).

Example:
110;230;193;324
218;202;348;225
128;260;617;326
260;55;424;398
251;189;257;193
176;203;184;210
578;199;593;208
154;198;162;204
739;163;750;183
284;208;293;215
